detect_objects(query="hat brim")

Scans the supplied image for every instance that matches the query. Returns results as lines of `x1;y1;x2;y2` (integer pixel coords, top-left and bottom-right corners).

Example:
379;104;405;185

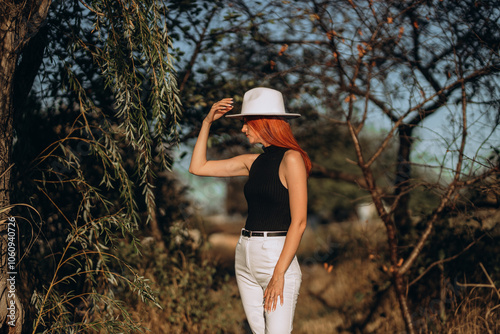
225;113;301;119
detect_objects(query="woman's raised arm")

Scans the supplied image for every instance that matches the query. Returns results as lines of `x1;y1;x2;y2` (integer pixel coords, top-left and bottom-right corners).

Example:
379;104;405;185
189;98;256;177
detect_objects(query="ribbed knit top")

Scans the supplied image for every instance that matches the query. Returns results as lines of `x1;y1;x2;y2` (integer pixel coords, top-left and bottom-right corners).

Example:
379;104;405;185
244;145;291;231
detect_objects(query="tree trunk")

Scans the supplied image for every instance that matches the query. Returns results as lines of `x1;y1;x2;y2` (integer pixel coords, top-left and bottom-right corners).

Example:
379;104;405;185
394;271;415;334
394;124;414;235
0;22;23;334
0;1;52;332
391;124;417;333
0;10;17;212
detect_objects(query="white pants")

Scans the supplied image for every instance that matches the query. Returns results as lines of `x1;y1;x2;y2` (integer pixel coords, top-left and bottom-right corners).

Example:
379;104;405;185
235;233;302;334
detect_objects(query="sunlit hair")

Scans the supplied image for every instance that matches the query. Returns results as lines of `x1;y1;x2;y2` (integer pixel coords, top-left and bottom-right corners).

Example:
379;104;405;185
245;117;312;175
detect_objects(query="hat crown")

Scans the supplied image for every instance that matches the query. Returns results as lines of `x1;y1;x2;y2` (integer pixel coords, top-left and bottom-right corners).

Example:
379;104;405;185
225;87;301;118
241;88;285;116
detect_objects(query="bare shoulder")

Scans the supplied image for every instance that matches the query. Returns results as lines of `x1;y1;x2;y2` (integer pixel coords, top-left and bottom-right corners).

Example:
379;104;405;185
281;150;307;189
283;150;305;167
282;150;307;178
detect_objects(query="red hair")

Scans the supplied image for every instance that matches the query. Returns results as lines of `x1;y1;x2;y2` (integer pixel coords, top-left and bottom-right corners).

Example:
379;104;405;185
245;117;312;175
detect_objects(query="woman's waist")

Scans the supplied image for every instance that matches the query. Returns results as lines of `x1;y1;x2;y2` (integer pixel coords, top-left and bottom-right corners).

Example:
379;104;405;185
240;228;287;238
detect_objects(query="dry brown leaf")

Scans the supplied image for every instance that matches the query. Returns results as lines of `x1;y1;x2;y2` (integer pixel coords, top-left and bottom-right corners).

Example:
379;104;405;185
278;44;289;56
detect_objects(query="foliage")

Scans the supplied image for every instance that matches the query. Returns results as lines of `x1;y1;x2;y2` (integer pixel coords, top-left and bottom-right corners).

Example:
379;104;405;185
118;223;242;333
9;0;182;332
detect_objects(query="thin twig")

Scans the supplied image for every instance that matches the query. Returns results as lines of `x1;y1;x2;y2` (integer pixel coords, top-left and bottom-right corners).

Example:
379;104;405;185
0;163;15;180
480;263;500;300
78;0;105;16
408;234;485;287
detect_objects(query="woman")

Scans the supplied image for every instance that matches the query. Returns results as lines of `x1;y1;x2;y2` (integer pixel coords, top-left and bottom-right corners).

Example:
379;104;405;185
189;87;311;333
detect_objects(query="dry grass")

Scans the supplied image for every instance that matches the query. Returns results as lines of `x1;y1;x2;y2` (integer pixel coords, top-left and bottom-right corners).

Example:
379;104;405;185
124;218;499;333
293;220;407;333
446;291;500;334
415;270;500;334
294;262;405;333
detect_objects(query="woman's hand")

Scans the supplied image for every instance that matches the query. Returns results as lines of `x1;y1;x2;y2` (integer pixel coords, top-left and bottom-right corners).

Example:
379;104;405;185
204;98;233;124
264;273;285;312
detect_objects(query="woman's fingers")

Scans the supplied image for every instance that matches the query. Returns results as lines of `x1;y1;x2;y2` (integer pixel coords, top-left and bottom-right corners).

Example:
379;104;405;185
264;294;273;312
269;295;277;312
265;294;281;312
212;98;233;109
264;286;284;312
209;98;233;121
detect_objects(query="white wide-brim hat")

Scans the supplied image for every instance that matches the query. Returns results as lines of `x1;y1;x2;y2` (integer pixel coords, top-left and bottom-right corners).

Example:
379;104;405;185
225;87;301;118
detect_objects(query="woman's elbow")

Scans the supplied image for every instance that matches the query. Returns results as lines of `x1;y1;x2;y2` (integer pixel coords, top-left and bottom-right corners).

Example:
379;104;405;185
188;162;200;175
188;166;200;175
291;218;307;234
299;219;307;232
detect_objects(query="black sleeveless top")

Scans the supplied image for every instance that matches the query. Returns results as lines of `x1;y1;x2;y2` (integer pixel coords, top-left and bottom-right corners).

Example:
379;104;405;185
244;145;291;231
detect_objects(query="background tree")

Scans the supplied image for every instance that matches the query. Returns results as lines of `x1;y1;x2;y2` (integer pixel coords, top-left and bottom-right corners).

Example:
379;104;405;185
172;0;500;332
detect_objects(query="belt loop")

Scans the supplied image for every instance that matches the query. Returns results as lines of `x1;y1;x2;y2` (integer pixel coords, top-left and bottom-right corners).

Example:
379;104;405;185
263;231;268;241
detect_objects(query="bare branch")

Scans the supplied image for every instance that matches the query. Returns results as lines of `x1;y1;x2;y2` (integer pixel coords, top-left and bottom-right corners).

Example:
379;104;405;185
408;234;486;287
178;6;218;93
410;65;499;125
78;0;104;17
310;162;369;189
